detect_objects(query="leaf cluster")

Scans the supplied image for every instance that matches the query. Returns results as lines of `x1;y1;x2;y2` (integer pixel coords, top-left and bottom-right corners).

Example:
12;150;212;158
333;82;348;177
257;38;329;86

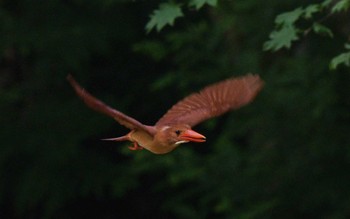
263;0;350;69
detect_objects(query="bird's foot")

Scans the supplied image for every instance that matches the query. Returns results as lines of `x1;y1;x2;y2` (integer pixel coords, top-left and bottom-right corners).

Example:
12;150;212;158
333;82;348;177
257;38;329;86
128;142;143;151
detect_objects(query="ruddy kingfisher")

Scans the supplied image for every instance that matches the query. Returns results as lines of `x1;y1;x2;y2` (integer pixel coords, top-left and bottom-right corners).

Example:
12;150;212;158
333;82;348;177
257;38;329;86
67;74;263;154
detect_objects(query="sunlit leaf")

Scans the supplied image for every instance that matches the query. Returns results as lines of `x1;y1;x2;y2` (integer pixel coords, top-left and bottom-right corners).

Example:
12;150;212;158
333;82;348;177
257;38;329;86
146;3;183;33
312;22;333;37
330;51;350;69
321;0;333;8
275;7;303;26
304;4;320;19
331;0;350;13
189;0;217;10
263;25;299;51
345;43;350;49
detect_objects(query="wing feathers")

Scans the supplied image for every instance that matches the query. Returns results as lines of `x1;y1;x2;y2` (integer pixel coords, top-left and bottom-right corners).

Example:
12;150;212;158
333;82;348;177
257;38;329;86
67;75;155;135
155;74;263;127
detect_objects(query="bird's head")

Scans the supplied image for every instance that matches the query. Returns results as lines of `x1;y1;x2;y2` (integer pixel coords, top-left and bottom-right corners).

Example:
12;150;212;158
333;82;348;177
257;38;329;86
156;124;206;146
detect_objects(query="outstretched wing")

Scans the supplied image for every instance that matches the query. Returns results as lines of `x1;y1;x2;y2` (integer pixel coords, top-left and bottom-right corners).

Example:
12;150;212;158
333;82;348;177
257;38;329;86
67;75;156;136
155;74;264;127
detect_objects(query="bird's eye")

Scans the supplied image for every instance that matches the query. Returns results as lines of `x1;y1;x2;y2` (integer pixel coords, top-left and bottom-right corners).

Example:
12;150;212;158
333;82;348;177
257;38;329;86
175;130;181;136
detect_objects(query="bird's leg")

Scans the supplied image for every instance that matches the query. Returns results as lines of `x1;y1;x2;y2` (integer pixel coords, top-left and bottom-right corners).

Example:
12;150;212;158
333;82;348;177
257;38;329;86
126;131;143;151
128;142;143;151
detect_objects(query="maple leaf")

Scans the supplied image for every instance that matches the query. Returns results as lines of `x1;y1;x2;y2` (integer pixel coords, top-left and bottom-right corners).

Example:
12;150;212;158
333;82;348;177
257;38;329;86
331;0;350;13
263;25;299;51
275;7;303;27
146;3;183;33
330;51;350;69
303;4;320;19
189;0;217;10
312;22;333;38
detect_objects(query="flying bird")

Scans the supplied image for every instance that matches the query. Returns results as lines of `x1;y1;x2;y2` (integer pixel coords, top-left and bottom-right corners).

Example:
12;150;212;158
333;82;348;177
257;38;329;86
67;74;263;154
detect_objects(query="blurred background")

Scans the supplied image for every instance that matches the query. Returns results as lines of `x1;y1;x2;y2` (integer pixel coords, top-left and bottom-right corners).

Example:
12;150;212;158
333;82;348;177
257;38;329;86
0;0;350;218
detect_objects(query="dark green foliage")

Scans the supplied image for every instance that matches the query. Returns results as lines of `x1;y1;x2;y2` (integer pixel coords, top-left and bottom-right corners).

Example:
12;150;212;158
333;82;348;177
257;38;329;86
0;0;350;218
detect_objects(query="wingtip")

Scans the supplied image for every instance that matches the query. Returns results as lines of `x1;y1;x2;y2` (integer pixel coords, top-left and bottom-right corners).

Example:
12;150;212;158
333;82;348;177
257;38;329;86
66;74;82;91
66;74;75;84
244;73;264;89
246;73;262;80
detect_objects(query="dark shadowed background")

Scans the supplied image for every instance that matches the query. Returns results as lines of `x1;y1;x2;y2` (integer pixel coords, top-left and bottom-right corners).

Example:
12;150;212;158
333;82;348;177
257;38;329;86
1;0;350;218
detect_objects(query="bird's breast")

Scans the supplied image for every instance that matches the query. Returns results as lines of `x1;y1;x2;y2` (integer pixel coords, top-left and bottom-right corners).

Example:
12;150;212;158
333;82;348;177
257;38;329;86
130;130;177;154
129;130;154;148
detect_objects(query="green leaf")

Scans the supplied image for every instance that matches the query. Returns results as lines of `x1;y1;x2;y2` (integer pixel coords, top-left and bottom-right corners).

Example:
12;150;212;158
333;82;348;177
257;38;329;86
275;7;303;26
321;0;333;8
312;22;333;37
304;4;320;19
146;3;183;33
189;0;217;10
263;25;299;51
345;43;350;49
331;0;350;13
330;51;350;69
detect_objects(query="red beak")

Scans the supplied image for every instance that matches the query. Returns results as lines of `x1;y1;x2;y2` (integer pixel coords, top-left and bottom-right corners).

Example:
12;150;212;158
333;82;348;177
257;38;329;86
179;129;206;143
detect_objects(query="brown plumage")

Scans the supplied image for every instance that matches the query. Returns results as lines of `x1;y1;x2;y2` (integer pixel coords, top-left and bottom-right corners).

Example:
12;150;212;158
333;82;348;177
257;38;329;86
67;74;263;154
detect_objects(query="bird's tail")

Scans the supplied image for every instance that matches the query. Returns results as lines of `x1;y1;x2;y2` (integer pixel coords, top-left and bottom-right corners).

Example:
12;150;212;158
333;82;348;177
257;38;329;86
101;135;129;141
